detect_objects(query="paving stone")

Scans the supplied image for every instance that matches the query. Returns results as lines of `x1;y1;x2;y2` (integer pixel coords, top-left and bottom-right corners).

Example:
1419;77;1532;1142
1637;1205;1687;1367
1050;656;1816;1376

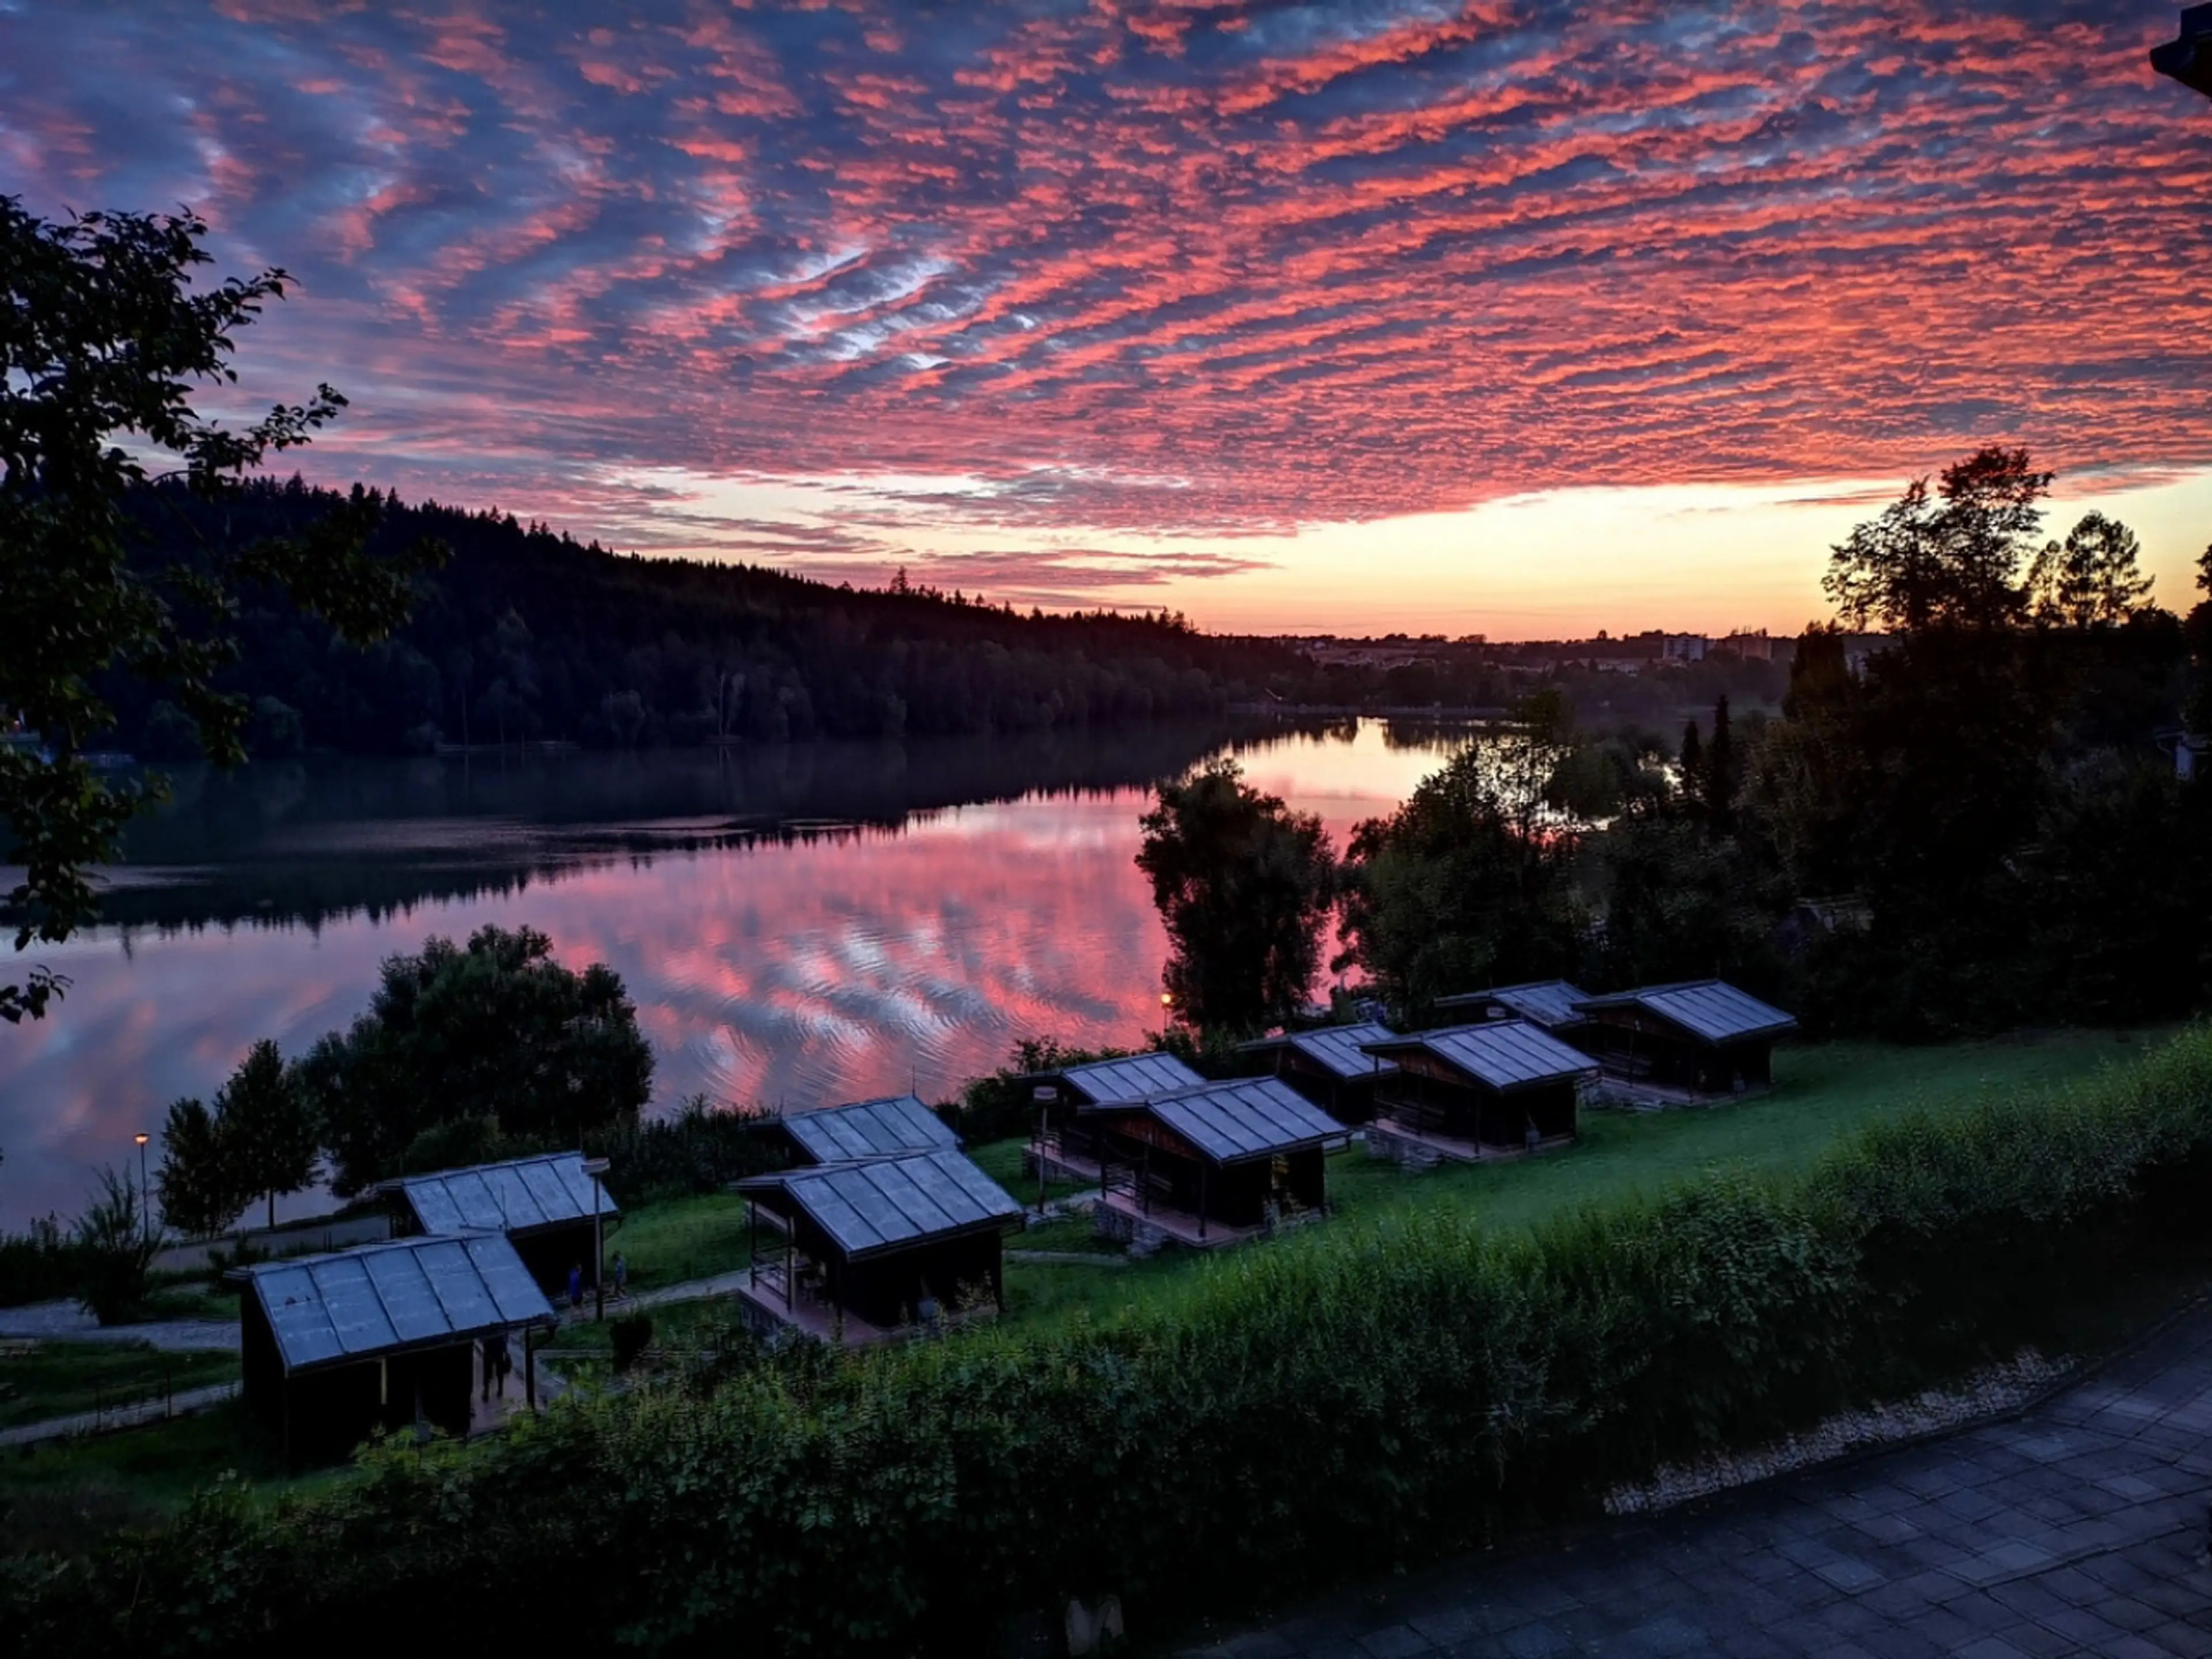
1181;1307;2212;1659
1810;1556;1887;1594
1623;1613;1711;1655
1355;1626;1437;1659
2143;1619;2212;1658
1492;1622;1572;1659
1983;1619;2078;1658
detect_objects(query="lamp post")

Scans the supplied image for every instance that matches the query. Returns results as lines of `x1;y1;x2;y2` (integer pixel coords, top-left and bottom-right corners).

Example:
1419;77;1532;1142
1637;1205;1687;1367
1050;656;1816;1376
584;1156;611;1321
2154;5;2212;99
133;1132;150;1248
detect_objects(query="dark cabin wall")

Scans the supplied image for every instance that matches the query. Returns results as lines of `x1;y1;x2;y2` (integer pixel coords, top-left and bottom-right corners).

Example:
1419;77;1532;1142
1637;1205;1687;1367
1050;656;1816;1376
1577;1010;1774;1094
1268;1051;1379;1125
514;1222;600;1296
1375;1066;1580;1148
838;1230;1005;1328
1096;1119;1328;1230
267;1341;476;1465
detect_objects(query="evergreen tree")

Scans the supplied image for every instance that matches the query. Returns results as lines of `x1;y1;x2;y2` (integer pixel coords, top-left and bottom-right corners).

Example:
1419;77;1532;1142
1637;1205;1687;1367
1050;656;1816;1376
1705;695;1736;836
1679;720;1705;803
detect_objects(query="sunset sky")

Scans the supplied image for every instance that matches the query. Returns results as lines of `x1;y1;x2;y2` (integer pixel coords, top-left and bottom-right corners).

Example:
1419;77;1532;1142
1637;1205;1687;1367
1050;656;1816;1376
5;1;2209;636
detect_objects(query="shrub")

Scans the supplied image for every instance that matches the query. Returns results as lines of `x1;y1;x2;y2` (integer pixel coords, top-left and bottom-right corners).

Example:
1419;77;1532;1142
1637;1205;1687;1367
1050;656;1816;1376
71;1168;161;1325
609;1315;653;1374
0;1215;80;1309
593;1095;780;1203
9;1027;2211;1656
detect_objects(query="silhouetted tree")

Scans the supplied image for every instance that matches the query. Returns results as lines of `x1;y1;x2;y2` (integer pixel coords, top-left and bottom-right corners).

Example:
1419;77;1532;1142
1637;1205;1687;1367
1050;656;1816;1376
1824;446;2052;633
154;1097;238;1240
2188;543;2212;741
0;197;437;1025
1336;694;1585;1018
298;925;653;1194
2028;512;2155;629
1137;760;1336;1037
1705;695;1736;836
218;1039;319;1230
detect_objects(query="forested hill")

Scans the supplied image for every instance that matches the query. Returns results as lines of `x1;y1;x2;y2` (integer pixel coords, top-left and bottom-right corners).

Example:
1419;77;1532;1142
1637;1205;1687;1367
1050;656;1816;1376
113;479;1306;756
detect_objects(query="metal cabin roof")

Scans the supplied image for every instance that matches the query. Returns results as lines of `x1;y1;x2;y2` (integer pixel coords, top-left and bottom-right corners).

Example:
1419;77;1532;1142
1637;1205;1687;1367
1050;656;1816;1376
1573;980;1798;1044
1239;1022;1402;1081
243;1233;555;1375
1054;1052;1204;1104
1434;980;1592;1030
784;1093;957;1165
393;1152;616;1237
737;1149;1022;1261
1362;1020;1599;1092
1097;1075;1351;1166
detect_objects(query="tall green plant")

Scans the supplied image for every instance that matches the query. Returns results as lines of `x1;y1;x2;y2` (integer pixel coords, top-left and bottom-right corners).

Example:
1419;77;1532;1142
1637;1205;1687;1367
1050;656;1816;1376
71;1166;160;1325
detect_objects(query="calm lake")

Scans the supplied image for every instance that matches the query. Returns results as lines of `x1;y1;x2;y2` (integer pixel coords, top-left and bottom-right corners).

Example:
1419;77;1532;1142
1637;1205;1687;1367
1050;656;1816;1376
0;717;1462;1229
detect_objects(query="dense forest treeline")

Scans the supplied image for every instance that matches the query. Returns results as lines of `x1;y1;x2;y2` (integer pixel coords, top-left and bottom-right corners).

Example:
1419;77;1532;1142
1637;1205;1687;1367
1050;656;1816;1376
104;479;1312;757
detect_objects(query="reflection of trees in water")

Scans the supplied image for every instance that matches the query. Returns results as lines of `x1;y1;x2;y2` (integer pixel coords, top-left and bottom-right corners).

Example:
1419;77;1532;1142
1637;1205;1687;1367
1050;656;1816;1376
1378;717;1494;753
65;718;1304;935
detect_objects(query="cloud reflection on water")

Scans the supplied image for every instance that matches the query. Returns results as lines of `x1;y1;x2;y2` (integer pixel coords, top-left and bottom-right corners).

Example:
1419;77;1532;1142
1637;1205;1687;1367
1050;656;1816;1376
0;722;1455;1228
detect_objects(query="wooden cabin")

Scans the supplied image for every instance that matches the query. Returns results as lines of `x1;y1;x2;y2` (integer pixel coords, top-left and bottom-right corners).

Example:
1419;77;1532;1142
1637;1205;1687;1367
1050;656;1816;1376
1431;979;1593;1037
1359;1021;1597;1164
235;1233;556;1463
733;1149;1024;1346
1082;1076;1350;1249
1569;980;1797;1100
774;1092;958;1166
1024;1052;1204;1179
381;1151;618;1297
1235;1021;1399;1124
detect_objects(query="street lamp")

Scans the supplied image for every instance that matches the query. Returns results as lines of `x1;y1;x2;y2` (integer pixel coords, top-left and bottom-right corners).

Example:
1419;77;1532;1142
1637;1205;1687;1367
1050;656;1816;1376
2154;5;2212;100
133;1132;151;1248
583;1156;611;1321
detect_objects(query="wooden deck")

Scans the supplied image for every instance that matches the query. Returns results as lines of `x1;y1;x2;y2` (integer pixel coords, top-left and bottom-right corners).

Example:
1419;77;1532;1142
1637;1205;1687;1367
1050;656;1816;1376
1092;1188;1277;1250
1368;1117;1576;1165
732;1272;999;1349
1027;1138;1103;1185
732;1275;895;1347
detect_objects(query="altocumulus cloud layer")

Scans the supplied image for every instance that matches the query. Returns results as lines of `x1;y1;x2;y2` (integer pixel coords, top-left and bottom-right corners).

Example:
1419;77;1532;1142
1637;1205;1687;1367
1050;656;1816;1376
3;1;2208;599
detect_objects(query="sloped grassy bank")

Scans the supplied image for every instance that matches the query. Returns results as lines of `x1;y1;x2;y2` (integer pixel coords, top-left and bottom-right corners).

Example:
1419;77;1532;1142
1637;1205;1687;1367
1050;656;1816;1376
10;1027;2211;1657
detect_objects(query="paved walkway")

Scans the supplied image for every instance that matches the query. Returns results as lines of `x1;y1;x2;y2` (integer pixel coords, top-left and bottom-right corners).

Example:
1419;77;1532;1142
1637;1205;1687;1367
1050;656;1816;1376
1180;1308;2212;1659
559;1268;751;1323
0;1300;240;1351
0;1381;241;1448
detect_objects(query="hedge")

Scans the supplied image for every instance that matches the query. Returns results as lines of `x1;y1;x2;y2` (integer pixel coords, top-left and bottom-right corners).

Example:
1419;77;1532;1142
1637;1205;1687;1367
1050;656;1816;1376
8;1025;2211;1657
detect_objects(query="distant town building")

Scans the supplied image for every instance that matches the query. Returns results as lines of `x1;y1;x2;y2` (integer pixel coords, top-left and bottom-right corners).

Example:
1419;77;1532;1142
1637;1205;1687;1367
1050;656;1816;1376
1722;630;1773;661
1662;634;1709;662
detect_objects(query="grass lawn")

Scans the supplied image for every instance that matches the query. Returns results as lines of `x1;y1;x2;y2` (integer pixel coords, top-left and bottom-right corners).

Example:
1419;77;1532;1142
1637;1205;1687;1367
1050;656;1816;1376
995;1028;2171;1331
968;1134;1094;1205
139;1282;242;1324
0;1402;344;1554
0;1342;240;1430
604;1192;753;1291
